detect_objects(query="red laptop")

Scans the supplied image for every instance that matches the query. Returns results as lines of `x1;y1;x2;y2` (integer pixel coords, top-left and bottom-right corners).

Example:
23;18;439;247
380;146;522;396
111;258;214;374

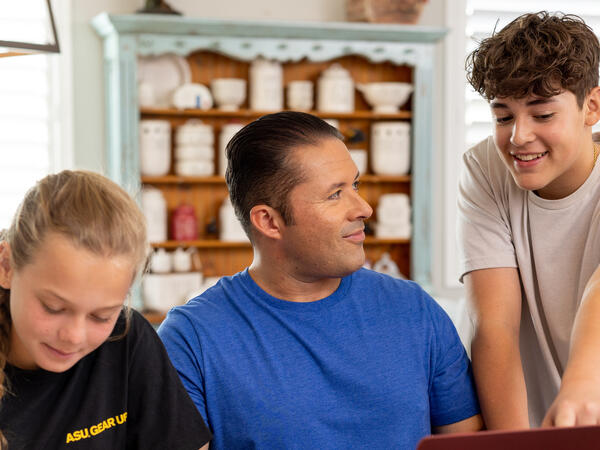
417;425;600;449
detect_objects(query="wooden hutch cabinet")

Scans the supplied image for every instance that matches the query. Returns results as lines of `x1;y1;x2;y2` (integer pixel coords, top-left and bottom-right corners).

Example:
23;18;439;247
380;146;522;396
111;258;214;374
92;13;445;314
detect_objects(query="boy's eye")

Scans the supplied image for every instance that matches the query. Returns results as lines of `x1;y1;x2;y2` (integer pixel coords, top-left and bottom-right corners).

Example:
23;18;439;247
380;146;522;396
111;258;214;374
495;116;512;124
535;113;554;120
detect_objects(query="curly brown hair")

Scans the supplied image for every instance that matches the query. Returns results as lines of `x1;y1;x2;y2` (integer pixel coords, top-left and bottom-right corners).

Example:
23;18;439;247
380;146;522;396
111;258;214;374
466;11;600;107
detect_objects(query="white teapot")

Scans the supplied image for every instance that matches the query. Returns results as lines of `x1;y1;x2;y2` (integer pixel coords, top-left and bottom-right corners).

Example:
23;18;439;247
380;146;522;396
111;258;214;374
150;248;172;273
172;247;195;273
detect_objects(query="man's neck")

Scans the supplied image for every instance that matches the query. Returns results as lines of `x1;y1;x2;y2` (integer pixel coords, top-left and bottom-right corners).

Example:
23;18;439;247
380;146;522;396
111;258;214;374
248;261;342;303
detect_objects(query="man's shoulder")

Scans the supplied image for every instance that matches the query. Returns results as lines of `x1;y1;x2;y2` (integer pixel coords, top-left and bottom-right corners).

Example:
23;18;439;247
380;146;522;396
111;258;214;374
353;267;421;290
351;268;429;306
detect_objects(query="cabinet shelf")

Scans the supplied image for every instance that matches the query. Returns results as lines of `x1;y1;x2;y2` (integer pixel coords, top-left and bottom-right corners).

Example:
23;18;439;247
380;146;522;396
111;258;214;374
150;237;409;249
151;240;251;249
142;175;226;184
141;174;411;184
140;107;411;121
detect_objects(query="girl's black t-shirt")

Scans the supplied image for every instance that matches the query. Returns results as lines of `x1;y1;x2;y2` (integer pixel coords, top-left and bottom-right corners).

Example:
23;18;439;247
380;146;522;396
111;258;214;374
0;309;211;449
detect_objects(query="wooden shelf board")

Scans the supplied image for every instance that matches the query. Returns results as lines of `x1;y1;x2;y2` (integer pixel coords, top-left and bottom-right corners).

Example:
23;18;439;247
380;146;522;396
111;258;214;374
142;174;410;184
142;175;225;184
151;240;252;249
150;237;408;248
364;237;410;245
140;107;411;120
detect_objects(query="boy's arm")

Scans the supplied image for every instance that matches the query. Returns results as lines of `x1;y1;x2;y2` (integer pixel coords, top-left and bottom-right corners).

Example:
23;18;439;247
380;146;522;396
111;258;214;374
542;265;600;426
465;267;530;429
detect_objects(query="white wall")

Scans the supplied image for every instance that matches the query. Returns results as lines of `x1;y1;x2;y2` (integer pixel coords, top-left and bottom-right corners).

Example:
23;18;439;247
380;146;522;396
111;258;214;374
70;0;138;171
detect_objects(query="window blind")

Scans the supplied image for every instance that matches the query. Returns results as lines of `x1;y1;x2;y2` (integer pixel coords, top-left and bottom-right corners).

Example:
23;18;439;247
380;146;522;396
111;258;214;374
0;2;59;229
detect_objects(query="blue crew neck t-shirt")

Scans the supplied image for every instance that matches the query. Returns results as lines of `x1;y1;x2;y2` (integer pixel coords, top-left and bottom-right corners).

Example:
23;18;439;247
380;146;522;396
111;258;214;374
158;268;479;449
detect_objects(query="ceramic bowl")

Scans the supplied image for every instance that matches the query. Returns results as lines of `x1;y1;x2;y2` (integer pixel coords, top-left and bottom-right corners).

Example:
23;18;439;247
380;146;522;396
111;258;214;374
211;78;247;111
356;82;413;113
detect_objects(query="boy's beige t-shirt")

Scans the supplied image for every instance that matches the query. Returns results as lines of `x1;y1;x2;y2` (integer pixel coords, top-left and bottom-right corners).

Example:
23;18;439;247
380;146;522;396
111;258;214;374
458;136;600;426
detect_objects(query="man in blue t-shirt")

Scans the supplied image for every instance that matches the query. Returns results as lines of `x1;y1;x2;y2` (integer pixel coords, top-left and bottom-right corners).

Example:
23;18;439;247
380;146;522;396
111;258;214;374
158;111;482;449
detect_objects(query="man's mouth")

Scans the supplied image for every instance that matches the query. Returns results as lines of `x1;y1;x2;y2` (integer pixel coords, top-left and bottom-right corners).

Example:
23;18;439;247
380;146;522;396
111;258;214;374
343;228;366;242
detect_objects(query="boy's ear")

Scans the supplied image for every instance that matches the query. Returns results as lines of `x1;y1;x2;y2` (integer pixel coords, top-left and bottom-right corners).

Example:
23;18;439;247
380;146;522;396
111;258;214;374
0;242;13;290
584;86;600;127
249;205;285;240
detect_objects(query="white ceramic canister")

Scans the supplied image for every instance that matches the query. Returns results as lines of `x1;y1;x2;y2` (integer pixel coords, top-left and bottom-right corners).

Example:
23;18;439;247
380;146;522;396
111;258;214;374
317;63;354;113
370;121;411;176
139;120;171;176
219;197;249;242
348;149;368;174
141;187;168;242
175;159;215;177
249;57;283;111
175;120;214;146
219;123;244;176
287;80;314;110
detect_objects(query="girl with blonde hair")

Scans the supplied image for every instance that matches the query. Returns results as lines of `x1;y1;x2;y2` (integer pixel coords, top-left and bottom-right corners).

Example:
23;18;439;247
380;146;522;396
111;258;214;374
0;170;210;449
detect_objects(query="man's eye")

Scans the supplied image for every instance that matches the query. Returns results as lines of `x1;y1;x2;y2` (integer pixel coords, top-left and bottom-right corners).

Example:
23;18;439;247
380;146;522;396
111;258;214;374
328;190;341;200
352;181;360;191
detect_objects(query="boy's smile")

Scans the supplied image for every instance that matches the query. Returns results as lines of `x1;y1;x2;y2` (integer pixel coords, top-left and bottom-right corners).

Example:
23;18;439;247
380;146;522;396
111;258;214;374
491;90;599;199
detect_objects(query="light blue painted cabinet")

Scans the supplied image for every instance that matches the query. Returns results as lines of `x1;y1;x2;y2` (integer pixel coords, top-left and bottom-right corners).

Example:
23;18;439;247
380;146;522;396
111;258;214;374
92;13;445;313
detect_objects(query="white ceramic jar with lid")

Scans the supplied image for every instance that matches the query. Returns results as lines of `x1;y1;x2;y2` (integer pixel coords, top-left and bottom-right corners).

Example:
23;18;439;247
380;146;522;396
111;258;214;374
139;120;171;176
219;123;244;176
317;63;354;112
249;57;283;111
175;119;214;146
370;121;411;176
141;187;168;243
219;197;249;242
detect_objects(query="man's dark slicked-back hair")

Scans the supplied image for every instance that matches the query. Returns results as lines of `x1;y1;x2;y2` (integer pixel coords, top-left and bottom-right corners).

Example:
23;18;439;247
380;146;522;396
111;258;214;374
225;111;343;238
466;11;600;107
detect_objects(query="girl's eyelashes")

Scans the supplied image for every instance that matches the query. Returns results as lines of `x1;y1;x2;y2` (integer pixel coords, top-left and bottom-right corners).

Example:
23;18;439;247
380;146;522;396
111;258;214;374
41;301;63;314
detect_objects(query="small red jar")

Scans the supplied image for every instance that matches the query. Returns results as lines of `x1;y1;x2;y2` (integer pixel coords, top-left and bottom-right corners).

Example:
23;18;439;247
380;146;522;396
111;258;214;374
171;204;198;241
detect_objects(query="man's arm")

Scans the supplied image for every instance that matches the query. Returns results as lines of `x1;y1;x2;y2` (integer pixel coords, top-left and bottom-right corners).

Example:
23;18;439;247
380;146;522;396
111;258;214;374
433;414;484;433
465;267;530;429
542;265;600;426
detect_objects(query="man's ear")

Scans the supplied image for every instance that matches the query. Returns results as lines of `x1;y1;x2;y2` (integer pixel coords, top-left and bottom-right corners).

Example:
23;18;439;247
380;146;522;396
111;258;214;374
584;86;600;127
0;242;13;290
249;205;285;240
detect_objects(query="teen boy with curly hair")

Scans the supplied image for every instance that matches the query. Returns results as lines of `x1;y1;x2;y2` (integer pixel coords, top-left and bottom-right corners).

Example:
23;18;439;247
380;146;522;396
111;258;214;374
459;11;600;429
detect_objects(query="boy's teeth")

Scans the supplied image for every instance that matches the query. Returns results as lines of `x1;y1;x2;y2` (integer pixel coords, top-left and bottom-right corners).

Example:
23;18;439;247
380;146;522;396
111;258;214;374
514;152;547;161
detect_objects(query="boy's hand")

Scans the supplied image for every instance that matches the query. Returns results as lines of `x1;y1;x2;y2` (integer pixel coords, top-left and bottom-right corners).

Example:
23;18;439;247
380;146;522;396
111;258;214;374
544;265;600;427
542;380;600;427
